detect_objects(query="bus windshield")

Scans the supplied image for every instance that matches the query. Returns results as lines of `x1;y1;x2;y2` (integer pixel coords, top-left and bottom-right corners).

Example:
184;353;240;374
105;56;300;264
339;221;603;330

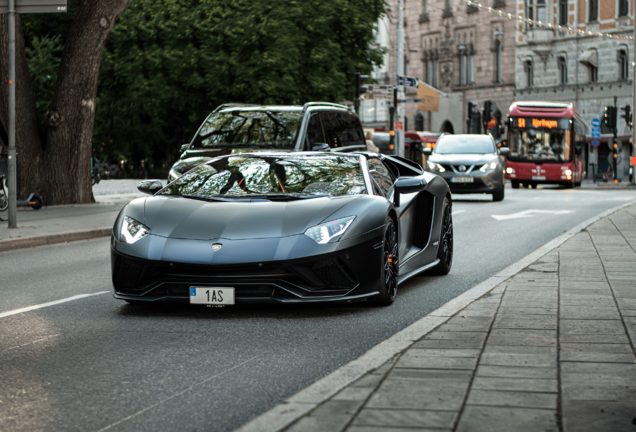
509;117;572;163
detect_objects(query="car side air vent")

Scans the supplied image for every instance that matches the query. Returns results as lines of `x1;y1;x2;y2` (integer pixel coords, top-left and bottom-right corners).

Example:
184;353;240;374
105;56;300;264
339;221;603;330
413;192;435;249
312;257;357;289
114;257;143;288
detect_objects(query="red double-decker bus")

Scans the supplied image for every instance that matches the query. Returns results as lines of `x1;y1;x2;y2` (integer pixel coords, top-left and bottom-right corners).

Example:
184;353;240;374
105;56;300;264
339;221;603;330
505;102;587;188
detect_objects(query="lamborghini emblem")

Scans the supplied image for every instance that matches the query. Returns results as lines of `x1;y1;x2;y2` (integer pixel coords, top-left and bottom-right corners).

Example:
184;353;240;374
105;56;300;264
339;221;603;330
211;244;223;251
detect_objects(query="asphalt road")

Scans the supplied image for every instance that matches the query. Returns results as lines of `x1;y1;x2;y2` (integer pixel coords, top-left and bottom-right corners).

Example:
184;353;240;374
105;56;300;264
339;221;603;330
1;186;635;432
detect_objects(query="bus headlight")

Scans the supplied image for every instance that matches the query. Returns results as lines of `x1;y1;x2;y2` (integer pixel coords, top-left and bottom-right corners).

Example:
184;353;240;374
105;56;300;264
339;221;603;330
564;169;572;176
506;167;515;174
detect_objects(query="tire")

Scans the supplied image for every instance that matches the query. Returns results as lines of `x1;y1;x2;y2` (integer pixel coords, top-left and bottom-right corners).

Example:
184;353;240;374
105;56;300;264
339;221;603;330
429;197;453;275
369;218;399;306
30;195;43;210
0;178;8;212
511;180;520;189
492;185;504;202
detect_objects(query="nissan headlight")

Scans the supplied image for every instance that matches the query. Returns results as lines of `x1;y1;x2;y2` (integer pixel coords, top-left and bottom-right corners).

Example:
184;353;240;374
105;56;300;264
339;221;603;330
479;162;498;172
426;161;437;171
120;216;150;244
304;216;356;244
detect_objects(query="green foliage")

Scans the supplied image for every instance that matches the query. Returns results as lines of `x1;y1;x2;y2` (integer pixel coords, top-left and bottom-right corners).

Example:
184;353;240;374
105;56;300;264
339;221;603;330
25;35;63;119
93;0;387;172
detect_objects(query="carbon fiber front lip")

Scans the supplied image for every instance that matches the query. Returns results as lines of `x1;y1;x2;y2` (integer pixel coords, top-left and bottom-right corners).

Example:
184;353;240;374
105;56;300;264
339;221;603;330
113;291;378;304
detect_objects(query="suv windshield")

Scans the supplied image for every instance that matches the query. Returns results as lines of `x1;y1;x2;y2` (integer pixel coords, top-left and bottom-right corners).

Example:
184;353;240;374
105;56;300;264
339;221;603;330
192;110;303;150
434;136;495;154
159;155;367;198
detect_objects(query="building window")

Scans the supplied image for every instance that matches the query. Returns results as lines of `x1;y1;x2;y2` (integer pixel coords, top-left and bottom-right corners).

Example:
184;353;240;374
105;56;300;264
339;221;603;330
524;61;533;88
588;0;598;22
459;47;468;86
589;64;597;82
618;50;628;80
557;57;567;84
526;0;546;26
467;50;474;84
432;56;439;88
494;40;502;83
559;0;568;25
619;0;629;17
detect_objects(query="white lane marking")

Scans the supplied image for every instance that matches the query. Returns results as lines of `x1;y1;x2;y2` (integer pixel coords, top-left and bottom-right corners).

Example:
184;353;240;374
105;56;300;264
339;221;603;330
2;334;60;352
0;291;109;319
97;353;264;432
491;209;572;221
452;210;466;215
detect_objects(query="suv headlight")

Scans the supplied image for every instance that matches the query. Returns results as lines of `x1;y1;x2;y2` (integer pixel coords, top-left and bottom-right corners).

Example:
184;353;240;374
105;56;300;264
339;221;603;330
304;216;355;244
479;162;498;172
120;216;150;244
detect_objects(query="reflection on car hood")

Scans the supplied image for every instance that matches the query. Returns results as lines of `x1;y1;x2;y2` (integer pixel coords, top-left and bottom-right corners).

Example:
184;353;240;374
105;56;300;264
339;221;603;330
428;153;497;165
144;195;359;240
172;148;294;175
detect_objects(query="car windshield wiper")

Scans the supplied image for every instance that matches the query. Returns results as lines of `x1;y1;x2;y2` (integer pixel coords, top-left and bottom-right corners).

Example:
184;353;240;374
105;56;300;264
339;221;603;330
262;194;329;201
181;194;247;202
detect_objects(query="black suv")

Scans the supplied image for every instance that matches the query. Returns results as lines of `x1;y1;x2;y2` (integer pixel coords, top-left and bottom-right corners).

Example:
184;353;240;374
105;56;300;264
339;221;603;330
168;102;367;182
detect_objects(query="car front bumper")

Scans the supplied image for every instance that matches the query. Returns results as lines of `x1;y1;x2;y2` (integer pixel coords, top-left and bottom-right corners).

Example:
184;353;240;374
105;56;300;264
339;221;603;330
431;169;503;194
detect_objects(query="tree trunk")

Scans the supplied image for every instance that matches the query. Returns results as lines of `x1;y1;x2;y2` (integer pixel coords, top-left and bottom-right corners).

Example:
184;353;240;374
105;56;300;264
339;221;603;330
0;15;44;202
0;0;130;205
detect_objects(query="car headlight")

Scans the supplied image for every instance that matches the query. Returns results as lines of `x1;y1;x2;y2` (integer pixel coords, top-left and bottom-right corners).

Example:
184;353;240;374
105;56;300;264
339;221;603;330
120;216;150;244
168;168;181;182
304;216;356;244
479;162;498;172
426;161;436;171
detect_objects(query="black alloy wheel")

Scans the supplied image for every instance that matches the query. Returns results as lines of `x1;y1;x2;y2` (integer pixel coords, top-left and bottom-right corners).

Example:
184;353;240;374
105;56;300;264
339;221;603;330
430;197;453;275
370;218;399;306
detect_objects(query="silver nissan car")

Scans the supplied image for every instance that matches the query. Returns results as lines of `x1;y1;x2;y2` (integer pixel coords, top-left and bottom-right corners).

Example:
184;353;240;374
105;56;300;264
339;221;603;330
423;134;508;201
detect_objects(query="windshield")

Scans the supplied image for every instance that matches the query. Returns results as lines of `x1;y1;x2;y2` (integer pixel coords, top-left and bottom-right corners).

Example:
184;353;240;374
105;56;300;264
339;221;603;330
509;117;571;162
160;155;367;198
434;136;495;154
192;110;303;150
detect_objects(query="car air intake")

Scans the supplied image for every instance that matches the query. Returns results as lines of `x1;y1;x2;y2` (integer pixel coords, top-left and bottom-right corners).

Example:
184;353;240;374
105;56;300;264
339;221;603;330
312;257;357;289
114;257;143;288
413;192;435;249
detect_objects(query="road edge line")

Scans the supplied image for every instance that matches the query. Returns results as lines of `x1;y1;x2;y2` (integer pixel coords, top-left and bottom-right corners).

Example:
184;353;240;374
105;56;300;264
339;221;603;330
234;198;636;432
0;291;110;319
0;228;111;253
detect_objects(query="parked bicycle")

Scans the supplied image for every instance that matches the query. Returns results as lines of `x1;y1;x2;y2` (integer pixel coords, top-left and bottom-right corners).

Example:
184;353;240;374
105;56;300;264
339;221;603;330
0;153;43;221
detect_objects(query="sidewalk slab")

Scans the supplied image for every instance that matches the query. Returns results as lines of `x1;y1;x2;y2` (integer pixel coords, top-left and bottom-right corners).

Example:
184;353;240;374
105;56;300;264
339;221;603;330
250;202;636;432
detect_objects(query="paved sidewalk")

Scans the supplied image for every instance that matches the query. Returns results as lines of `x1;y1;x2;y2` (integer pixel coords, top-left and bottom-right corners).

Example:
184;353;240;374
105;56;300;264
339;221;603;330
0;180;144;251
278;203;636;432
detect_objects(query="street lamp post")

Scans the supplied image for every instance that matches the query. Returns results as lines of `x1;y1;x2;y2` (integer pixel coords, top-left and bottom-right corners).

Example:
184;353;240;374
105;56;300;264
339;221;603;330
395;0;405;157
7;0;16;228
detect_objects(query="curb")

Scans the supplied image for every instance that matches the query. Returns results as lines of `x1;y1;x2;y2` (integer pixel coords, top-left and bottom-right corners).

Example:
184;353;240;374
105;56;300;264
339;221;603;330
0;228;111;253
235;198;636;432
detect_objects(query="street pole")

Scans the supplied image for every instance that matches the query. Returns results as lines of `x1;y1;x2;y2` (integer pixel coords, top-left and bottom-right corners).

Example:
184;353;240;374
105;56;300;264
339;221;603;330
396;0;405;157
632;60;635;184
7;0;16;228
614;96;618;181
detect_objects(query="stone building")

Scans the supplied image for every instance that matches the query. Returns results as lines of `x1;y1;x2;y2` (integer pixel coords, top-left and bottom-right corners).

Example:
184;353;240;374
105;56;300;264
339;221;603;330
371;0;519;135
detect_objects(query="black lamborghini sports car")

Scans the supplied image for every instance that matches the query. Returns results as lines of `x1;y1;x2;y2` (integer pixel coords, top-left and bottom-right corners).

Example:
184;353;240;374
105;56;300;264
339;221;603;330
110;152;453;306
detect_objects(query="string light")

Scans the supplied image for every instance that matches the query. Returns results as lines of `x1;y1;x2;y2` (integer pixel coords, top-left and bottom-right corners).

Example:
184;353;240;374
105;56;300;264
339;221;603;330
463;0;633;40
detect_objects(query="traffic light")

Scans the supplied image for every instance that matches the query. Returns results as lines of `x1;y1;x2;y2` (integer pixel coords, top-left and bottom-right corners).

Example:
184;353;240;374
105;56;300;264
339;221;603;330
603;106;617;132
467;102;481;134
620;105;632;130
354;73;369;114
482;100;492;135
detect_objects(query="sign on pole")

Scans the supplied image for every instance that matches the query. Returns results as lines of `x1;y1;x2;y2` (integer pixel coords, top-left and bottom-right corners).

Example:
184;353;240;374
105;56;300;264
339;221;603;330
360;85;394;101
397;75;419;88
2;0;67;228
591;118;601;138
591;138;600;147
416;81;442;112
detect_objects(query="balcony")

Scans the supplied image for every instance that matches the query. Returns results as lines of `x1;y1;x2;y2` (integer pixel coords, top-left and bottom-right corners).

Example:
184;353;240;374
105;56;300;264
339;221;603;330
493;0;505;7
442;7;453;17
419;12;429;23
467;3;478;13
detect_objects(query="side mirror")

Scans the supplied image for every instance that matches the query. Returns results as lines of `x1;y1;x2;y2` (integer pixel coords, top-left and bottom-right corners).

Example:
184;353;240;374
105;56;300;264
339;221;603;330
422;147;433;155
312;143;331;152
393;177;427;207
137;180;163;195
180;144;190;153
499;147;510;156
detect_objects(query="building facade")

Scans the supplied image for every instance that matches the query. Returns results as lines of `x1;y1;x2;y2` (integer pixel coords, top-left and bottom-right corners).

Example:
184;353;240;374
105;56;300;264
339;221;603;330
514;0;633;178
369;0;519;135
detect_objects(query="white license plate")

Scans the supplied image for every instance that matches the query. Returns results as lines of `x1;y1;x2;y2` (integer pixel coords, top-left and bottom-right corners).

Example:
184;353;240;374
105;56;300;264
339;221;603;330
531;176;546;180
451;177;474;183
190;287;235;305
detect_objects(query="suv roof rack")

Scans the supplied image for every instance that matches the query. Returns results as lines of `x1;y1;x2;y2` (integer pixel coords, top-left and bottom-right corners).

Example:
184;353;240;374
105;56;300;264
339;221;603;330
213;103;260;113
302;102;351;112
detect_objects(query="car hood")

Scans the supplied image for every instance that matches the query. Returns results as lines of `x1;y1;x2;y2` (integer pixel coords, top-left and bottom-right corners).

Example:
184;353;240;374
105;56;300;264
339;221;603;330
428;153;497;165
143;195;359;240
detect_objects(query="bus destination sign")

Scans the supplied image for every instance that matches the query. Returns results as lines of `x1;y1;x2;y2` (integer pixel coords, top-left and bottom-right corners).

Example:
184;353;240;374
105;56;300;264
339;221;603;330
513;117;570;130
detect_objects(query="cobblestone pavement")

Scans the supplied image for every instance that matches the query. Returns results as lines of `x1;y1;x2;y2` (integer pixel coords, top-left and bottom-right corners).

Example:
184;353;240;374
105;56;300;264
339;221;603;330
281;203;636;432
